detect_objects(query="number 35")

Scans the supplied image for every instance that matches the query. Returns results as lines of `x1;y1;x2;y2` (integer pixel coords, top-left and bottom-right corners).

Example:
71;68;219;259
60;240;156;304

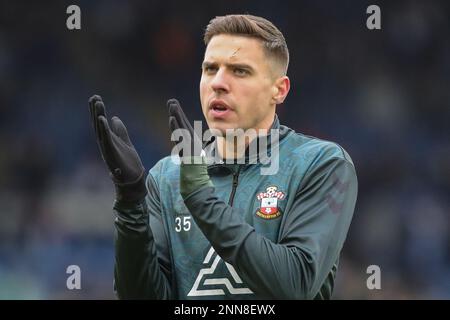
175;216;191;232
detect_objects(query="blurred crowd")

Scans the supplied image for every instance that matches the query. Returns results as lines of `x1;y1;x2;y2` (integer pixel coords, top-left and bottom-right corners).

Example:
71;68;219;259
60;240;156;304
0;0;449;299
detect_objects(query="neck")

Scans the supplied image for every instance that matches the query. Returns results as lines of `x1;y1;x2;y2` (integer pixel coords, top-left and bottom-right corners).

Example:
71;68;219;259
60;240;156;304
217;136;247;160
216;115;276;160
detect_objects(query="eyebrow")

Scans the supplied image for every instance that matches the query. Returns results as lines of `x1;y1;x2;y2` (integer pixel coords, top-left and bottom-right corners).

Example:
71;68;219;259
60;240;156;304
202;61;254;72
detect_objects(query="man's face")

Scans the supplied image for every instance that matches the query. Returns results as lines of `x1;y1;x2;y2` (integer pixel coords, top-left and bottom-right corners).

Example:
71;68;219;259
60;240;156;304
200;34;281;134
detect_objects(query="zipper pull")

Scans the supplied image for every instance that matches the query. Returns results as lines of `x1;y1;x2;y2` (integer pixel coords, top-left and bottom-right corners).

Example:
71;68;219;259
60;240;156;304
233;166;242;185
232;172;239;187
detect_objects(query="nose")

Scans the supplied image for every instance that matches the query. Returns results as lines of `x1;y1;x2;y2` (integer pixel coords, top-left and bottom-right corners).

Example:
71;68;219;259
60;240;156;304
210;68;230;94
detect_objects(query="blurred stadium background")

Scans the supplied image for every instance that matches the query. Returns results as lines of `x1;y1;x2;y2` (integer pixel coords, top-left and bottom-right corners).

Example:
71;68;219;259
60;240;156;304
0;0;449;299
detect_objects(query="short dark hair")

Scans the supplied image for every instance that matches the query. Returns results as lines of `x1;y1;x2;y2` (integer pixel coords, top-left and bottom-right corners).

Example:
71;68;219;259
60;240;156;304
204;14;289;75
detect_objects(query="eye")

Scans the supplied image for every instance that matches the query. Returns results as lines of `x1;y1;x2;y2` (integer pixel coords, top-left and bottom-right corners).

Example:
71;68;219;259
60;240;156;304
203;65;217;74
233;68;249;76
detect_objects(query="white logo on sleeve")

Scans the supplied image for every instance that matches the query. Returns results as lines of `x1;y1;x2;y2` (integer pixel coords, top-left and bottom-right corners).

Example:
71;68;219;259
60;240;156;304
187;247;254;296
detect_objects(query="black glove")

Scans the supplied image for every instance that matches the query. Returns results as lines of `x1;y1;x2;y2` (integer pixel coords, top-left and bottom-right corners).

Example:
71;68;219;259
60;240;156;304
168;98;213;198
89;95;147;203
167;98;204;159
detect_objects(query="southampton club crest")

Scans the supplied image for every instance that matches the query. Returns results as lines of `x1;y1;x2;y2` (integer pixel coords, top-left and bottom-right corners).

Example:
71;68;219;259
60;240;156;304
256;186;285;219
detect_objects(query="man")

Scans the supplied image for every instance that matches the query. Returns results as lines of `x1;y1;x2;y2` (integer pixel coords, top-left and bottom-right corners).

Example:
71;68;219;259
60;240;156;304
89;14;357;299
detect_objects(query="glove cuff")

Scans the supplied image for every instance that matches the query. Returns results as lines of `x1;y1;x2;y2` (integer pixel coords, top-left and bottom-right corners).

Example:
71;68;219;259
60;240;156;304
180;157;213;199
114;171;147;203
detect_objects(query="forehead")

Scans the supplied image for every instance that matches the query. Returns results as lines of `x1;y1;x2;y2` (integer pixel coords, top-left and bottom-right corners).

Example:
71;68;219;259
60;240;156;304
204;34;267;65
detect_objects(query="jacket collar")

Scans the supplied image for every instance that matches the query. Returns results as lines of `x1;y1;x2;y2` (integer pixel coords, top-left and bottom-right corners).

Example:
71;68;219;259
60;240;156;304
205;114;290;173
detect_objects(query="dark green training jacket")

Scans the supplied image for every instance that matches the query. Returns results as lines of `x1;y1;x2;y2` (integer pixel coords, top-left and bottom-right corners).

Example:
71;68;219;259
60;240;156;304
113;116;358;299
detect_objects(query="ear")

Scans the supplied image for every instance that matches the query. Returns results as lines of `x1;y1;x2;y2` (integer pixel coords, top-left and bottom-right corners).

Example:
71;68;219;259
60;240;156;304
271;76;290;105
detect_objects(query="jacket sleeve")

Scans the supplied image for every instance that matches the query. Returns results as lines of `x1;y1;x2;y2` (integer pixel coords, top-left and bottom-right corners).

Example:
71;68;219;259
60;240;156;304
113;173;173;299
182;157;357;299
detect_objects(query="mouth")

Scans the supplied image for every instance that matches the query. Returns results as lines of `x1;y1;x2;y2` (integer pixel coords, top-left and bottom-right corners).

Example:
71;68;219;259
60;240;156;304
211;104;228;112
208;100;233;118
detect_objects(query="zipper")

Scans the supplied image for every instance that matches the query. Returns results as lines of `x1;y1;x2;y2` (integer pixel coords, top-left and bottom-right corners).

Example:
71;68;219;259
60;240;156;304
228;166;242;206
